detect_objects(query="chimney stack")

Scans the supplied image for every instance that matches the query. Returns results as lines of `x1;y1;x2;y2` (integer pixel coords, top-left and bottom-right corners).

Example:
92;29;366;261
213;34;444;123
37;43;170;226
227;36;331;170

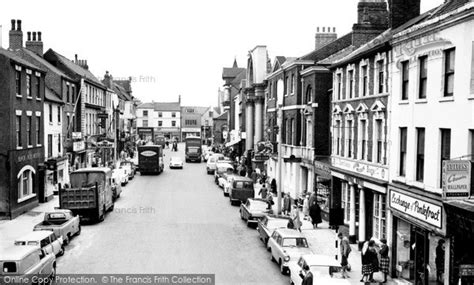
315;26;337;50
357;0;389;26
103;71;112;88
25;30;44;56
9;19;23;50
388;0;421;29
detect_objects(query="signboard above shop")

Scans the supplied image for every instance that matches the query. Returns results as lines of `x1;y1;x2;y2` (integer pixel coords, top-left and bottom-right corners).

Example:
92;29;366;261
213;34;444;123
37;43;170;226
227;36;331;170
442;160;473;200
72;132;82;140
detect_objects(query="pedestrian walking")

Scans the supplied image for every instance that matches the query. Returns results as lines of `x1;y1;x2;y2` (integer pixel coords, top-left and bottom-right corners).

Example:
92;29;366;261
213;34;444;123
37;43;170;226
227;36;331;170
291;205;302;232
239;166;247;177
302;194;310;218
309;200;322;229
266;192;274;210
436;239;445;283
270;179;277;194
367;239;379;283
338;232;352;279
283;193;292;215
258;183;268;199
379;238;390;283
361;241;371;283
299;264;313;285
251;169;258;184
308;191;317;206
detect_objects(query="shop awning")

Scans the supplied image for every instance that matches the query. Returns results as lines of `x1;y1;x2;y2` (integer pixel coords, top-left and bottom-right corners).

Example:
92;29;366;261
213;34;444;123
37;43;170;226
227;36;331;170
225;139;241;147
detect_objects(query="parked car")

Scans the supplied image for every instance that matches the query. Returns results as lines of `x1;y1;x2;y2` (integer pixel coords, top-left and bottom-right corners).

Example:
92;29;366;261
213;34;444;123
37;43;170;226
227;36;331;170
113;168;129;186
288;254;348;285
239;198;271;227
214;162;234;185
111;176;122;201
268;229;313;275
229;176;255;205
14;231;65;257
0;245;56;284
203;150;213;162
206;154;225;174
257;215;292;246
33;209;81;245
169;156;184;169
120;160;135;180
222;173;236;196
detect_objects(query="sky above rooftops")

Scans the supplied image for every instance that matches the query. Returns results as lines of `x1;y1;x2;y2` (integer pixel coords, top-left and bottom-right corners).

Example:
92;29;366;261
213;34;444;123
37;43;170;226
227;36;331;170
0;0;443;106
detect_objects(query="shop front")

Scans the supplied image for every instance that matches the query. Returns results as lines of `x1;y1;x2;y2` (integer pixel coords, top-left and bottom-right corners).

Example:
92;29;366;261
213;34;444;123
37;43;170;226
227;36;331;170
388;185;447;285
314;157;332;221
330;157;389;244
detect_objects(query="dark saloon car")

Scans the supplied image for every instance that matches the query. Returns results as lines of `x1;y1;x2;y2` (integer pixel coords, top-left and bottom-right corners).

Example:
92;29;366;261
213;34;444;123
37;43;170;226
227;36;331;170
239;199;272;227
257;215;292;246
229;177;254;206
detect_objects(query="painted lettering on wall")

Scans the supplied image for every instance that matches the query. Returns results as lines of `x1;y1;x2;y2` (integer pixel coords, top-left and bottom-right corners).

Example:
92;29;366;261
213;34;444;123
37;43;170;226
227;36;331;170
389;190;442;228
17;152;41;163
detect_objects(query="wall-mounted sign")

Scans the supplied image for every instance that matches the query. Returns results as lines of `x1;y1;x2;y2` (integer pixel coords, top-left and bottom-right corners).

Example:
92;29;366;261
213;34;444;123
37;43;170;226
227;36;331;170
73;141;85;152
332;156;387;181
442;160;472;200
389;189;442;229
72;132;82;140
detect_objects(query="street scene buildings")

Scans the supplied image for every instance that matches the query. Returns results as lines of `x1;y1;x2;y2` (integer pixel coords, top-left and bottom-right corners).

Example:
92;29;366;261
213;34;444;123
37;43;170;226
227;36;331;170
0;1;473;285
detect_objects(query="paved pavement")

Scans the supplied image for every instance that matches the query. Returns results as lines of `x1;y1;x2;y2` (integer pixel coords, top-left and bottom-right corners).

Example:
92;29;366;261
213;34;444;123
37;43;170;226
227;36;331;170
1;145;396;285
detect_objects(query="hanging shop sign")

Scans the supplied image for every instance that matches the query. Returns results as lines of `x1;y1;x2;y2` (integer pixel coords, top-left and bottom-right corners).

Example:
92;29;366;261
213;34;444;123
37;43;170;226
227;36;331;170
73;141;85;152
389;189;442;229
442;160;473;200
72;132;82;140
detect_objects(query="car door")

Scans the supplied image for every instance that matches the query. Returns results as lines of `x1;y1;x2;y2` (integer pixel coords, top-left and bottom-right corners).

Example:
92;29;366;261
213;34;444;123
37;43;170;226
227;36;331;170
275;235;285;262
291;257;305;285
268;231;278;254
49;233;61;256
243;201;250;219
40;237;53;255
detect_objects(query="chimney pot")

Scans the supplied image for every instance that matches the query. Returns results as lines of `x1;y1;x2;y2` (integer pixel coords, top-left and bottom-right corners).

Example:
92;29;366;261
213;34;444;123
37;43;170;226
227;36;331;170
16;20;21;31
75;54;78;63
333;27;336;33
27;31;31;41
11;19;15;31
322;27;325;32
37;32;41;41
317;27;319;32
32;32;36;41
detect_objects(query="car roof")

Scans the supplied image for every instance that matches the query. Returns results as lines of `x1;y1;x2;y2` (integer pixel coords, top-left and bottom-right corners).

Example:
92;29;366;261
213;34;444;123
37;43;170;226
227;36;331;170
15;230;54;241
302;254;341;267
274;228;305;238
0;246;38;260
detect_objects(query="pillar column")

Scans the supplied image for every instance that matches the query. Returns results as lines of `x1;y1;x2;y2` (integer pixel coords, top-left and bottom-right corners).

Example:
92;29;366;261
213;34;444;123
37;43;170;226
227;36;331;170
254;84;265;146
349;182;357;243
358;186;366;244
245;88;255;151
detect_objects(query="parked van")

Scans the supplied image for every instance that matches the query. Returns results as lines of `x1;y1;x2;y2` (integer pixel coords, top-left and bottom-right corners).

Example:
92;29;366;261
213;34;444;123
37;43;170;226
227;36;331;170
229;177;255;205
14;231;64;257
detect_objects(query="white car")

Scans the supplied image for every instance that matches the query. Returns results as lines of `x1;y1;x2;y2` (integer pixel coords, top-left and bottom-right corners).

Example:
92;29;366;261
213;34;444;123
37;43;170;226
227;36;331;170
112;168;128;186
214;162;234;185
169;157;184;169
222;173;236;196
268;229;314;275
289;254;349;285
206;154;224;174
203;151;214;162
14;231;64;257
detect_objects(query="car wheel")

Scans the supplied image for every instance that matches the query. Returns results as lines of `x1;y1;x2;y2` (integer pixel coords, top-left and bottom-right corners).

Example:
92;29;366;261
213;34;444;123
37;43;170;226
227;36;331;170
77;225;81;236
65;234;71;245
279;260;286;275
48;265;56;285
58;245;65;257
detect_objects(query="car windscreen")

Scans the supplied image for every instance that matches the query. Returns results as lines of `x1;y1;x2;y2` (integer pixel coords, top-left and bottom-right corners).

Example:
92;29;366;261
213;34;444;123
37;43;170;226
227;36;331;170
188;147;199;153
267;219;290;230
70;172;105;188
249;201;269;211
282;238;308;248
233;181;253;189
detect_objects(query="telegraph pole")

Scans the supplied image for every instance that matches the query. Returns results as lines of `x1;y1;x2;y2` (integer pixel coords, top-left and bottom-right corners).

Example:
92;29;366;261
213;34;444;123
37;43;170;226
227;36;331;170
277;104;283;215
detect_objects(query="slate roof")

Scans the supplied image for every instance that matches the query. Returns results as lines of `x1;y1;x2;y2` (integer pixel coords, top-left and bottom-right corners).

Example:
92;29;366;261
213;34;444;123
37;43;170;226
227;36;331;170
16;49;72;81
112;82;132;101
138;102;181;111
0;48;43;71
299;32;354;62
45;48;105;87
426;0;471;20
45;86;64;104
222;67;246;79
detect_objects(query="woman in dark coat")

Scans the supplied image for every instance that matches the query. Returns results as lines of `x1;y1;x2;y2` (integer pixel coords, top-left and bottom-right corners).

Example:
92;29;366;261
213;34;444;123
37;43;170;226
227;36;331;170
379;239;390;283
308;200;322;229
367;240;379;283
436;239;445;282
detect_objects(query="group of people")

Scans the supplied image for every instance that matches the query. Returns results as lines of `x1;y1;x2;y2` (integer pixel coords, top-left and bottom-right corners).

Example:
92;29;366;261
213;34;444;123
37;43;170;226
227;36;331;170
359;239;390;283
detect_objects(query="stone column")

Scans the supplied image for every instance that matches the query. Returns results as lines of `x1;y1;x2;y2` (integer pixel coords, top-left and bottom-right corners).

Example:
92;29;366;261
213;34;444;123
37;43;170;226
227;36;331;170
358;186;366;244
245;88;255;151
254;84;265;146
349;182;357;243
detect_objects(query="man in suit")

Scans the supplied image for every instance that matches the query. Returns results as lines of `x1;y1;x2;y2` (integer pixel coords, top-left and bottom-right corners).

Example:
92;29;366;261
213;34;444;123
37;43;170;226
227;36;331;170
299;264;313;285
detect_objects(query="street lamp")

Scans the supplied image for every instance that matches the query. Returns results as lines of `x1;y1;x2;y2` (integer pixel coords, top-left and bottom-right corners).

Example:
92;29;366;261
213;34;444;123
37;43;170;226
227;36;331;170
276;104;283;215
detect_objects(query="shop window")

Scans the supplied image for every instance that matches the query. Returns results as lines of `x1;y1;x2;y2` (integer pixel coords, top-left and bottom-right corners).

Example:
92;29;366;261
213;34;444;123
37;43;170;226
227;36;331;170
342;183;350;223
373;194;386;240
18;169;34;200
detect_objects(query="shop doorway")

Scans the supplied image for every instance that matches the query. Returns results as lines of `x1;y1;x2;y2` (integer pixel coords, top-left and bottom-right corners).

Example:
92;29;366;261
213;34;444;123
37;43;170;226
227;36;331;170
365;191;374;241
413;229;429;285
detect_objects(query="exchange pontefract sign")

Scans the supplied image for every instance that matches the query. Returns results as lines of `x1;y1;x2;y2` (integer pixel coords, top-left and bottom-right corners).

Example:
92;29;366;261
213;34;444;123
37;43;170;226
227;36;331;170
442;160;473;200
